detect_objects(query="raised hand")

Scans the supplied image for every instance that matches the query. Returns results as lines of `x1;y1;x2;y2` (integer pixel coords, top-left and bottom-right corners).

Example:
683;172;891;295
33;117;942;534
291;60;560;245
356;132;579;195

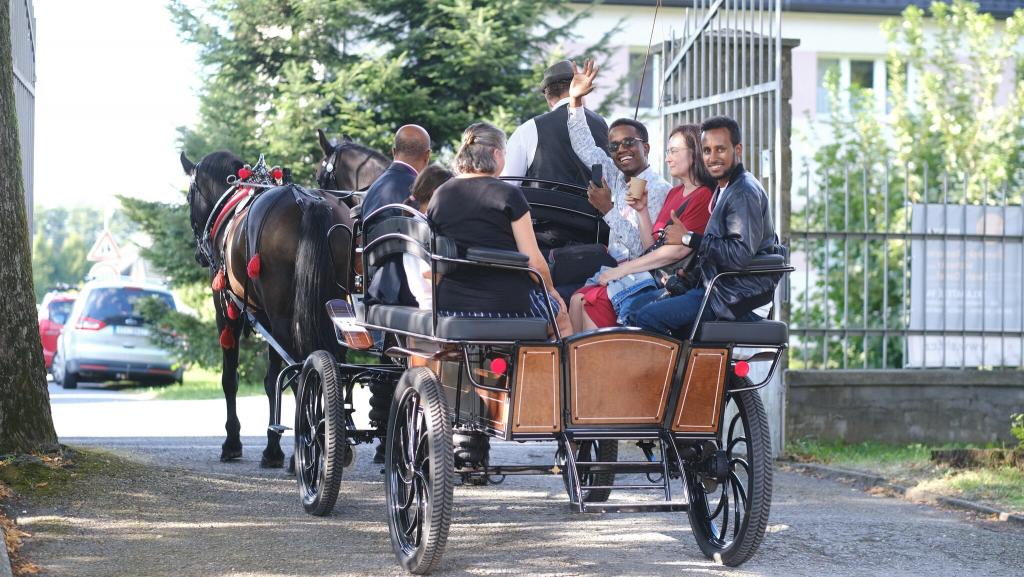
569;59;599;104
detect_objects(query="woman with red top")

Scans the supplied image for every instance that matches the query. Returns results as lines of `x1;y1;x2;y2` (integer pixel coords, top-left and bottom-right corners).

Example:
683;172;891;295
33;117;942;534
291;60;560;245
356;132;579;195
568;124;715;331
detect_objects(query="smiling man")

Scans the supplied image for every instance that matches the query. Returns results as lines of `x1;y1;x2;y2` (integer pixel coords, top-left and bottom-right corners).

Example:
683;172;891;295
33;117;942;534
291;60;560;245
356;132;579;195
566;60;671;261
631;115;783;336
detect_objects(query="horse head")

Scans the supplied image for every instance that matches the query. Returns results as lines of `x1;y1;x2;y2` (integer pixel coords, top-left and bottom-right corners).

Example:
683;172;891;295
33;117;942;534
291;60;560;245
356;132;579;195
315;129;390;207
181;150;245;266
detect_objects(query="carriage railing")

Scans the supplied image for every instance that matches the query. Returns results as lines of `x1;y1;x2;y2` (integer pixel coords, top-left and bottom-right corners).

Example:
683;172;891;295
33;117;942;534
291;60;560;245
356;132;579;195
359;203;561;342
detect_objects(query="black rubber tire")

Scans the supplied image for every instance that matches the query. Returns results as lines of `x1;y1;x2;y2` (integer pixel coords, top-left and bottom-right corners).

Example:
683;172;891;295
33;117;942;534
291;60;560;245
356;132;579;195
62;365;79;390
385;368;454;575
684;389;772;567
560;440;618;503
295;350;347;517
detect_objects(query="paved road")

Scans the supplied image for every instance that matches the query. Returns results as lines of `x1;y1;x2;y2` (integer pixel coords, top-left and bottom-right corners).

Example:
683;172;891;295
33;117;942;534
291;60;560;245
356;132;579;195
16;384;1023;576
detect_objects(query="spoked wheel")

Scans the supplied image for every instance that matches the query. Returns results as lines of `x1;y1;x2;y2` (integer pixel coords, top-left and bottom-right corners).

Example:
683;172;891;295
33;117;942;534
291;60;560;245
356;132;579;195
558;440;618;503
385;368;454;575
683;389;772;566
295;350;347;516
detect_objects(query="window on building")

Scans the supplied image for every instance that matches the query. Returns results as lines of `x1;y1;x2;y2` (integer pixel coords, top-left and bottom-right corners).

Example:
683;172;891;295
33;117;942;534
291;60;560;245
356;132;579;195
629;51;654;110
850;60;875;90
816;58;840;114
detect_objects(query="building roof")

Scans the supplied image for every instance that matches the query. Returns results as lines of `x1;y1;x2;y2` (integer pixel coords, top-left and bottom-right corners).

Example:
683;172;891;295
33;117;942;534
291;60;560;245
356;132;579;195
574;1;1019;19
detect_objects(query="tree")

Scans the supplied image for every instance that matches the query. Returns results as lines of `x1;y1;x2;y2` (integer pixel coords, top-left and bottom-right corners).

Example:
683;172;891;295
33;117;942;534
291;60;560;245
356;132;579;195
170;0;619;179
793;0;1024;369
30;206;139;301
0;2;59;454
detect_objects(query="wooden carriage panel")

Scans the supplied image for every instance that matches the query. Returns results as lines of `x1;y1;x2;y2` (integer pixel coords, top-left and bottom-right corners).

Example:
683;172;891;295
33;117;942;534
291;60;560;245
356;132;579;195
568;332;680;425
511;346;561;433
671;348;728;433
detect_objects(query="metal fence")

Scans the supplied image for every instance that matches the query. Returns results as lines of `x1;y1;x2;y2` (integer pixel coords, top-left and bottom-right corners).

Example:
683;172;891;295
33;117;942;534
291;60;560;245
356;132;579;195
790;162;1024;370
10;0;36;234
661;0;783;216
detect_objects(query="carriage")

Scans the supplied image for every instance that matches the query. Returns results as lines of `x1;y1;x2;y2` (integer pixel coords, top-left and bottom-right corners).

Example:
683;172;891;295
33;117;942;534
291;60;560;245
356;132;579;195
269;179;793;574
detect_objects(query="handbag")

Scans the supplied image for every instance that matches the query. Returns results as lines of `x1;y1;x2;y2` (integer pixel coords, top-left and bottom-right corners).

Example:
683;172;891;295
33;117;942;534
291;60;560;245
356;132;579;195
549;244;617;286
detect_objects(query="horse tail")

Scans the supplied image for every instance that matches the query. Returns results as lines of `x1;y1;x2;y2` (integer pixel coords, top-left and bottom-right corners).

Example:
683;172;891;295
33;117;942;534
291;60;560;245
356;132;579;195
292;197;336;358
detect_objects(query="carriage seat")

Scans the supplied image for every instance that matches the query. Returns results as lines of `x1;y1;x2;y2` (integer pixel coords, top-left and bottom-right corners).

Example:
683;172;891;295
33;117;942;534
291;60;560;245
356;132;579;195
366;305;549;341
697;321;788;346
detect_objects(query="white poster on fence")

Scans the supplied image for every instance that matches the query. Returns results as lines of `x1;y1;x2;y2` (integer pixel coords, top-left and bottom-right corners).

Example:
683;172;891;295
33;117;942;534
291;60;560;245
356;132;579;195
907;204;1023;368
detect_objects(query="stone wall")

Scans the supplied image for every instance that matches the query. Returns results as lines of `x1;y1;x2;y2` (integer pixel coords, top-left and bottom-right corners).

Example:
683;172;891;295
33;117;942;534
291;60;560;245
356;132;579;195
786;370;1024;445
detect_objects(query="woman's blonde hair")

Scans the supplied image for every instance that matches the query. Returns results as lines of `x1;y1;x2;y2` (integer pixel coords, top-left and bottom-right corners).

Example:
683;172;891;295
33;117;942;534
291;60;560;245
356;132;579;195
454;122;506;175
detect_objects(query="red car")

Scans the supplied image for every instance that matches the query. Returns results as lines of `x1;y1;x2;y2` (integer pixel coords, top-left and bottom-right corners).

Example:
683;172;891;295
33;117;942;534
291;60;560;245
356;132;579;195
38;292;76;370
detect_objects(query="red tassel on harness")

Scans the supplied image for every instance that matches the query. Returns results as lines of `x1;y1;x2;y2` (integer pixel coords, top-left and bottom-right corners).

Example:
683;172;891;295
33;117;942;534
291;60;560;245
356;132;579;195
212;269;226;292
247;253;261;279
226;301;240;320
219;326;236;349
237;167;252;180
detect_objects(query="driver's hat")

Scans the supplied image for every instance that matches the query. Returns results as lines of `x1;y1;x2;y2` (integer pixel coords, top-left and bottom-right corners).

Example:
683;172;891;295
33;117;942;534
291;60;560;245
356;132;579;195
540;60;574;93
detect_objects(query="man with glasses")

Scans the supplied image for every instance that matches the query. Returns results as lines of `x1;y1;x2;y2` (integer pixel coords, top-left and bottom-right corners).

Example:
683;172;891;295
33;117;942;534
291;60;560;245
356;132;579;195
567;59;672;261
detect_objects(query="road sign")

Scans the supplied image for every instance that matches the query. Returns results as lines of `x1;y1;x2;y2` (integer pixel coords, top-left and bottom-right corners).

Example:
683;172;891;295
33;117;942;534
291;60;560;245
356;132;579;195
87;230;122;262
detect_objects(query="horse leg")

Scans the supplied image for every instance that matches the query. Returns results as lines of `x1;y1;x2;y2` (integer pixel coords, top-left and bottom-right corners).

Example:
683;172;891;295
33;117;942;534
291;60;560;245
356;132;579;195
220;322;243;462
260;346;286;469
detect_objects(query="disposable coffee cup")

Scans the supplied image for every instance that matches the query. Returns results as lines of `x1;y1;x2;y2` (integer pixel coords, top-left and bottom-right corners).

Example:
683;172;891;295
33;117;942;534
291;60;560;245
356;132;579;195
627;177;647;201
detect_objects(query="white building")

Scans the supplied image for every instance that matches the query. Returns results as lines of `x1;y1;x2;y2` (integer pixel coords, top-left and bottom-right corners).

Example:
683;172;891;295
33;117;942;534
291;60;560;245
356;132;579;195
567;0;1018;164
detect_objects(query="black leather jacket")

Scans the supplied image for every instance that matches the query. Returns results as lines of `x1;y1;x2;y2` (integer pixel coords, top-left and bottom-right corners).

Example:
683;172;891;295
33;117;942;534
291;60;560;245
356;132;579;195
687;164;782;320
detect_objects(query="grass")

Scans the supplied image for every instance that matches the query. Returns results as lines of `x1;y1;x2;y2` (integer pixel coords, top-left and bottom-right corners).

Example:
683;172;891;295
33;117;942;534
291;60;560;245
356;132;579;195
786;439;1024;514
137;367;265;400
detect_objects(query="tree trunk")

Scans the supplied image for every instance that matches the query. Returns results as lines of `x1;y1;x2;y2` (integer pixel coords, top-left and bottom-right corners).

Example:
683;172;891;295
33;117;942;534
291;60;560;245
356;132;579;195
0;2;59;455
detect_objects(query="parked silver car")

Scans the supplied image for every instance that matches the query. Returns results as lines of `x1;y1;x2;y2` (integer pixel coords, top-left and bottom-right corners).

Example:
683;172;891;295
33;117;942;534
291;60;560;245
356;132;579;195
52;279;183;389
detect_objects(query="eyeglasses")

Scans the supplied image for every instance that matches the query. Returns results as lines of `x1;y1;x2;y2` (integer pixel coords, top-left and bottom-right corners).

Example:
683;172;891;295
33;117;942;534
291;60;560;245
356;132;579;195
607;137;645;153
665;147;691;156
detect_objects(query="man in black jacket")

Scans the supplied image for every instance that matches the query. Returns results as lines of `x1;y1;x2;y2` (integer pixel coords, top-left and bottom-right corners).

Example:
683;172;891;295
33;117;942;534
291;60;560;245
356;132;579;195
632;116;781;335
501;60;608;189
363;125;431;307
361;125;431;217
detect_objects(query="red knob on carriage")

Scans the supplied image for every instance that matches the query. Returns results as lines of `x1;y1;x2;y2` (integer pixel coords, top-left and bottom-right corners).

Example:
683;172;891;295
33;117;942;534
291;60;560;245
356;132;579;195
733;360;750;378
489;357;508;375
238;167;252;179
271;167;284;180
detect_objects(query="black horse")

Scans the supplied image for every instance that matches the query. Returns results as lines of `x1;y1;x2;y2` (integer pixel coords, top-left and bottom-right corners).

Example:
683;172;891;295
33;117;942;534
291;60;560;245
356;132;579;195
181;149;356;467
315;129;389;205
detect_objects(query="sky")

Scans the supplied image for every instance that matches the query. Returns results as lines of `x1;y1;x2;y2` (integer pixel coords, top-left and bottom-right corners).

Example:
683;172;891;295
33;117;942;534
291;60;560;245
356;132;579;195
33;0;200;210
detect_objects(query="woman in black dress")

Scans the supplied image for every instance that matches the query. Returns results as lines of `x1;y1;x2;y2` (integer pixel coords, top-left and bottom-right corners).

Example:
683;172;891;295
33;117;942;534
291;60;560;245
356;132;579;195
428;122;572;337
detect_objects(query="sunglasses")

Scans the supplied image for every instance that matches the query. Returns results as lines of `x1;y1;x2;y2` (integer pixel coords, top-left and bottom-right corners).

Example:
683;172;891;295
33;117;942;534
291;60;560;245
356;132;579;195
607;137;645;153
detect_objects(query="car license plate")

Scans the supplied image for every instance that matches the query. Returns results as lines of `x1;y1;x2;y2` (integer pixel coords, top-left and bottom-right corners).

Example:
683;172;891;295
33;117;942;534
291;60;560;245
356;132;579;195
114;325;149;337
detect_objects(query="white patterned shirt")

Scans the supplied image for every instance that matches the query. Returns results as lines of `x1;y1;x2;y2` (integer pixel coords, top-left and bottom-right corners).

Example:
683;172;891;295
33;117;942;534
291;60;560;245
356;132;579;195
567;105;671;260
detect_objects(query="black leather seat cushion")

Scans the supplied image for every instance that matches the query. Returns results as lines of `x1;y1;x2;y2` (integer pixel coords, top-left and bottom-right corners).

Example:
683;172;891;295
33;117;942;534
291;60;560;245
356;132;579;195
366;305;549;341
698;321;788;345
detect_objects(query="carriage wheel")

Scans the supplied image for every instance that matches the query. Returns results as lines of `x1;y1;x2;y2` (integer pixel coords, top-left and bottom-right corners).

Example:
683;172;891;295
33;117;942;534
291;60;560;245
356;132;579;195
385;368;454;575
558;440;618;503
295;350;347;517
683;389;772;566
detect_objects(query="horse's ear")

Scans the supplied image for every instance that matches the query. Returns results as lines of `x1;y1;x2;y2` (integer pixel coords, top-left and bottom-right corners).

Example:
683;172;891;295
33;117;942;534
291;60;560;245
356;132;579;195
180;151;196;175
342;134;353;142
317;129;333;156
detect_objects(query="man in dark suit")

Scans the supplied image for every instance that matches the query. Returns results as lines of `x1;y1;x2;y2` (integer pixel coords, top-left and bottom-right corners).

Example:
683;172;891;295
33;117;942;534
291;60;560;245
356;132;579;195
363;125;432;308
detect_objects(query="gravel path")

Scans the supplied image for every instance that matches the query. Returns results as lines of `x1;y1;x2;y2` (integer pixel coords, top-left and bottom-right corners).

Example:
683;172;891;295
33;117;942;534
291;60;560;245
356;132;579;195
15;435;1024;577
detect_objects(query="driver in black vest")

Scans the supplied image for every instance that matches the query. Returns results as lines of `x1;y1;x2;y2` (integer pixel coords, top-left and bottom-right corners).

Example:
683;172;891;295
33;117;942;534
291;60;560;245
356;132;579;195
501;60;609;189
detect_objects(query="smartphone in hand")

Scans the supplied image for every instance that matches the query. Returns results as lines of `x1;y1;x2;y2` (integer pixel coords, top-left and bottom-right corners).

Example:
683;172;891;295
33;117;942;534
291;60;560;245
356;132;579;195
590;164;603;188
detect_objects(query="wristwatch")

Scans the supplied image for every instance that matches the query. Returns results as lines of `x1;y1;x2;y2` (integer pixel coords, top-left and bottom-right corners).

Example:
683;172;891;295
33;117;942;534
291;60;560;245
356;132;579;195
681;231;694;247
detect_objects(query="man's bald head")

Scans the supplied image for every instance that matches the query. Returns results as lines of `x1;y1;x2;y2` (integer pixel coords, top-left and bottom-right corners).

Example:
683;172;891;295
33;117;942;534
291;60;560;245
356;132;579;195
393;125;432;172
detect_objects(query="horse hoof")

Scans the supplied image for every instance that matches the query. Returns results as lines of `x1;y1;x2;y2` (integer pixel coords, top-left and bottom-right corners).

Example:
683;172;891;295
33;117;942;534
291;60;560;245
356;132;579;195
220;449;243;462
260;454;285;469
